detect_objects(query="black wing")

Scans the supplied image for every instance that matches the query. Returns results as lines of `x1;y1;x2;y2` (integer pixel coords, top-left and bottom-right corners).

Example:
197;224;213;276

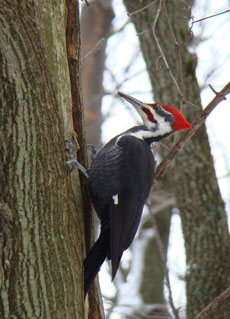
88;138;123;225
88;135;155;278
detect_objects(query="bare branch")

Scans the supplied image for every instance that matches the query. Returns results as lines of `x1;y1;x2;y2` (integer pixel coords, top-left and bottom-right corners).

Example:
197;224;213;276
127;1;157;17
208;84;226;98
108;20;130;38
219;171;230;179
194;286;230;319
192;10;230;24
150;197;175;215
183;99;199;108
81;38;105;65
136;28;151;36
153;82;230;187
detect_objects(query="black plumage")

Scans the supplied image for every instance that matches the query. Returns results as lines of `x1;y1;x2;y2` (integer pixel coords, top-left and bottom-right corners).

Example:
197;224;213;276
84;126;156;296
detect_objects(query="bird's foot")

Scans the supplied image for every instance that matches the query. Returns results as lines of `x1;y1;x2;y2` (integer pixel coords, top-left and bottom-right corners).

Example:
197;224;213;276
65;140;88;178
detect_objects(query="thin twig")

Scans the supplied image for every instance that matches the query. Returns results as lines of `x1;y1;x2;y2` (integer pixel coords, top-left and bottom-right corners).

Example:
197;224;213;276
219;171;230;179
108;20;129;38
151;214;180;319
152;82;230;187
136;29;151;36
150;197;175;215
127;0;157;17
208;84;225;97
192;10;230;24
81;38;105;65
183;99;199;108
194;286;230;319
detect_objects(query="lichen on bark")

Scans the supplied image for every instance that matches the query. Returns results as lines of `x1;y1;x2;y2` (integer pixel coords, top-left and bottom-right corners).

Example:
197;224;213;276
0;1;86;318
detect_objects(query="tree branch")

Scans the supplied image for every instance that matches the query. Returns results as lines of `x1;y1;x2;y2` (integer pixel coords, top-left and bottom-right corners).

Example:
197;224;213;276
153;82;230;187
81;38;106;65
194;286;230;319
192;10;230;24
127;0;157;17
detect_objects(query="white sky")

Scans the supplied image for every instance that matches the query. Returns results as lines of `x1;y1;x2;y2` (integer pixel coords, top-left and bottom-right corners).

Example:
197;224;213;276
98;0;230;316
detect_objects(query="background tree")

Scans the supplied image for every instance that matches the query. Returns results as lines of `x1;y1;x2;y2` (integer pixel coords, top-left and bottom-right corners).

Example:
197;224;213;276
82;0;230;318
110;0;229;318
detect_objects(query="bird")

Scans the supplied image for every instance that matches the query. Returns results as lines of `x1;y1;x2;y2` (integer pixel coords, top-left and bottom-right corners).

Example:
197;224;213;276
66;92;191;297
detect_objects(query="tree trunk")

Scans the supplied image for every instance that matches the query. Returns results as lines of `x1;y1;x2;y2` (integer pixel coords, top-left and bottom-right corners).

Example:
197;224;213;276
123;0;230;318
0;1;99;318
139;206;172;304
81;0;114;148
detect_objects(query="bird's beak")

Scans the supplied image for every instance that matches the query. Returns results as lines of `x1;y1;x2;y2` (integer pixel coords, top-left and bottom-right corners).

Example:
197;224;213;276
118;91;149;110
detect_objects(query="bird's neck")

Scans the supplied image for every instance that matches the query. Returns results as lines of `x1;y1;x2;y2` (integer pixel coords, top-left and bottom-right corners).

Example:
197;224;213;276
124;125;172;144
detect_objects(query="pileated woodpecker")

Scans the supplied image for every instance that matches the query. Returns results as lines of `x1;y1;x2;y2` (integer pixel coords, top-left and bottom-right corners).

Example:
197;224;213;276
67;92;191;297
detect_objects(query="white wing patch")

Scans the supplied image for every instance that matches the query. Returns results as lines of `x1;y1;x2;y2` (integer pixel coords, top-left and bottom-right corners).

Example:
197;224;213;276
112;194;119;205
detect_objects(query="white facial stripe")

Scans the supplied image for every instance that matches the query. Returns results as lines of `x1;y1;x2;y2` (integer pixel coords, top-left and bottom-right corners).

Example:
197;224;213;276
153;111;167;123
129;124;172;140
116;122;172;143
129;130;158;140
115;130;154;143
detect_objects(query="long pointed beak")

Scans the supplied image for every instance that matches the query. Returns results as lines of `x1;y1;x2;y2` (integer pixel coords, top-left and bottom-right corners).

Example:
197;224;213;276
118;91;147;110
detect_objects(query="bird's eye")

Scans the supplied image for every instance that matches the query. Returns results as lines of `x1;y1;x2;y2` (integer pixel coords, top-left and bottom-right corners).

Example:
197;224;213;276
154;104;161;111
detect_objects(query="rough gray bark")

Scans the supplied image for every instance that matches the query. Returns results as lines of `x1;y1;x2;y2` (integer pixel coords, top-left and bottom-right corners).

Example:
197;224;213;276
123;0;230;318
0;1;89;318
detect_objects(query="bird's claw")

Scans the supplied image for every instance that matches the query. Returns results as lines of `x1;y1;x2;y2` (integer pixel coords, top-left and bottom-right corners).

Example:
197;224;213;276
64;140;88;178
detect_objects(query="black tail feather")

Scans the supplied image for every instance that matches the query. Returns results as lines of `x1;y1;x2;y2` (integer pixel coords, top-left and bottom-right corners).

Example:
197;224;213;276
84;228;109;297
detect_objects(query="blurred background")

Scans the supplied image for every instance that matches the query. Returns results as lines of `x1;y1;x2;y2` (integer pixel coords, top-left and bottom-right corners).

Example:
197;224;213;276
80;0;230;318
